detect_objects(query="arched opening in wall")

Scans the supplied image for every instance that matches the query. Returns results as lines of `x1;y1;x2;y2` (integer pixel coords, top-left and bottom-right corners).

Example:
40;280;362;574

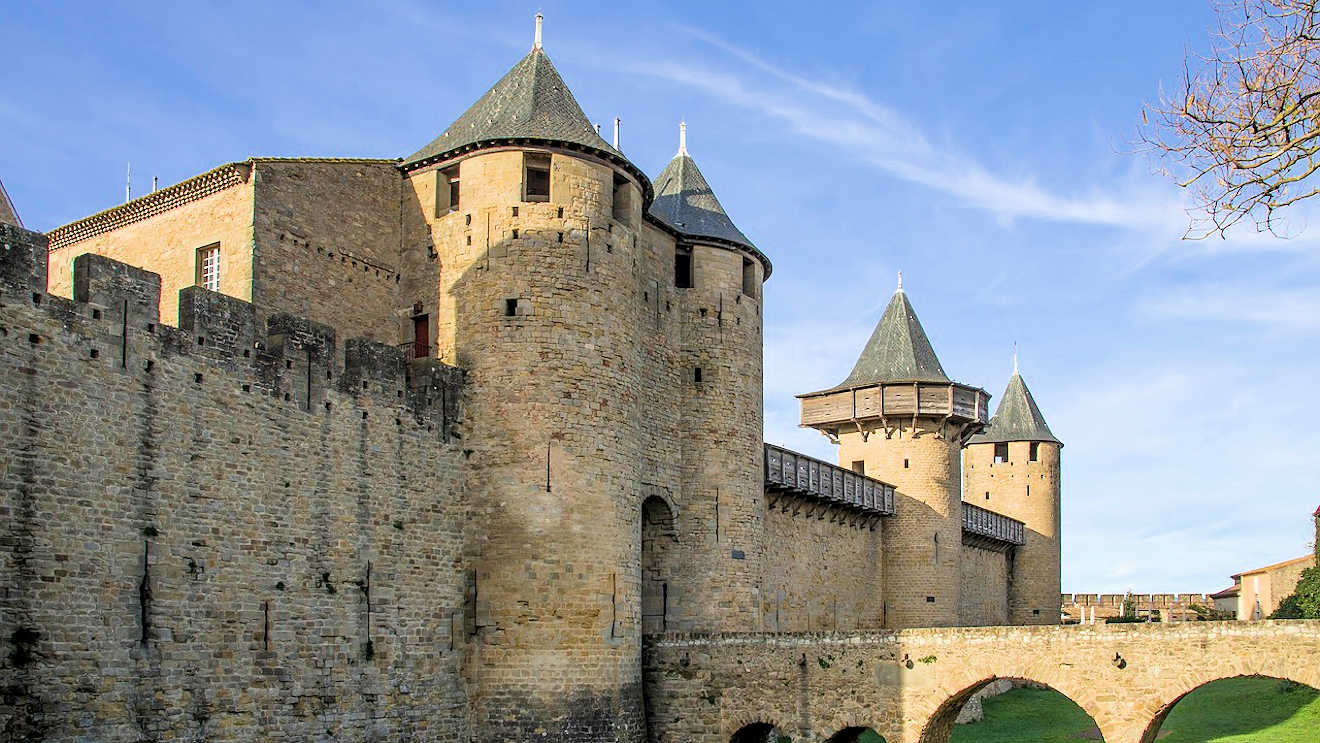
730;722;788;743
825;726;887;742
920;678;1103;743
640;495;677;634
1140;675;1319;743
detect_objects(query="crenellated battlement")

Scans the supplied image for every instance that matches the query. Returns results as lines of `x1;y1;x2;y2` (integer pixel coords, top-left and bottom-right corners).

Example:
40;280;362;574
1;223;463;431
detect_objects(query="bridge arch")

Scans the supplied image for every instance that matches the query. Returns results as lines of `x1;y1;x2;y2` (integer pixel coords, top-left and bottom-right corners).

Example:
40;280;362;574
729;720;787;743
916;676;1105;743
1138;672;1320;743
825;725;886;742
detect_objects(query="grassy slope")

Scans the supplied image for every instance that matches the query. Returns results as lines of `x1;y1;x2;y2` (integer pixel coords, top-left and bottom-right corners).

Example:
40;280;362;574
946;677;1320;743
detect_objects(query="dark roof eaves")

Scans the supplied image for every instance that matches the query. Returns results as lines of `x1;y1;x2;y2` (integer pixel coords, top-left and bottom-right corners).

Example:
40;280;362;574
796;379;989;399
401;136;654;210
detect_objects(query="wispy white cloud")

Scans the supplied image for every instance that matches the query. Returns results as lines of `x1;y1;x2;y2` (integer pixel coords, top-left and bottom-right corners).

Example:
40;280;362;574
1140;283;1320;334
613;31;1183;231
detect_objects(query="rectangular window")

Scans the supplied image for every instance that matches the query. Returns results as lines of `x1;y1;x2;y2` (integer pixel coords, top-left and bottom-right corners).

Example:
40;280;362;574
196;243;220;292
524;153;550;202
851;460;865;475
994;442;1009;463
437;166;460;214
741;257;756;297
674;247;693;289
1029;441;1040;461
612;172;633;224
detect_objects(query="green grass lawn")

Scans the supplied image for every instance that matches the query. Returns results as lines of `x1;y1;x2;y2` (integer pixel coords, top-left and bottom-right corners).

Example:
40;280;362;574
946;677;1320;743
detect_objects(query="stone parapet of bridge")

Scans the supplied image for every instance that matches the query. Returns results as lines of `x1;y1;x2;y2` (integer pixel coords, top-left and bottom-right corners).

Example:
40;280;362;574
642;620;1320;743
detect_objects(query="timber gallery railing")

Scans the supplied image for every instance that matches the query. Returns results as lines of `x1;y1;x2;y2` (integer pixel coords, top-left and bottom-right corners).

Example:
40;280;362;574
962;501;1025;545
764;443;896;517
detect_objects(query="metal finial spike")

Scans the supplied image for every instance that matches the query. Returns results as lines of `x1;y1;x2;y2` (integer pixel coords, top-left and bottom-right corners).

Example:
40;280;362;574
534;13;543;50
678;120;688;155
896;270;903;292
1013;343;1019;374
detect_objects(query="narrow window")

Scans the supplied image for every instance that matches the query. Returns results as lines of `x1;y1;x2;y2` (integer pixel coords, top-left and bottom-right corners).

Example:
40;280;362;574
674;247;693;288
741;257;756;297
903;458;909;469
524;153;550;202
438;165;460;213
1026;484;1030;497
196;243;220;291
504;299;518;316
1029;441;1040;461
693;367;703;384
612;172;633;223
994;442;1009;463
851;460;865;475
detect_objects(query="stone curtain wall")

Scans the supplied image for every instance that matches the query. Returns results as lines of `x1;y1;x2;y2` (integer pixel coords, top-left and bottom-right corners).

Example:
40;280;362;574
956;545;1008;626
0;225;469;742
643;621;1320;743
762;508;885;632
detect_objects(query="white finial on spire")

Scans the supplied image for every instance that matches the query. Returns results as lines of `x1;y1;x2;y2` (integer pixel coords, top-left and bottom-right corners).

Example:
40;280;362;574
534;13;543;50
678;120;688;155
896;270;903;292
1013;342;1019;374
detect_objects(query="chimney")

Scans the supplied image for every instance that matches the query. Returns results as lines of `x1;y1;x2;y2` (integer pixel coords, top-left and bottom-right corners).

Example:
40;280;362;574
612;117;621;150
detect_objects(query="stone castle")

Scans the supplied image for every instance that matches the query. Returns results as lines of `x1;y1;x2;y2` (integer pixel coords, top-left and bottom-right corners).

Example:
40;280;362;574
0;17;1065;742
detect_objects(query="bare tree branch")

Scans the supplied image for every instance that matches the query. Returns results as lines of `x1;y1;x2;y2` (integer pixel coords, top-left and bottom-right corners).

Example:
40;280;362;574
1143;0;1320;238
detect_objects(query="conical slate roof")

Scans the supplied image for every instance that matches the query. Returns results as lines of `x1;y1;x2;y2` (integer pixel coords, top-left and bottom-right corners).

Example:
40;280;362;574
838;285;948;387
967;372;1061;445
403;46;622;169
649;151;755;251
0;177;21;228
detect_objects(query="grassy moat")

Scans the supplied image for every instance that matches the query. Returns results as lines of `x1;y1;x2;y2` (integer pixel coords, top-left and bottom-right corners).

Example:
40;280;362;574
946;676;1320;742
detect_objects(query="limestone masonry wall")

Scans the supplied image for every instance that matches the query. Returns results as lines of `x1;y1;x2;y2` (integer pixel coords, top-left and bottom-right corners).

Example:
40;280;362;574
0;224;469;742
957;545;1008;626
763;508;885;632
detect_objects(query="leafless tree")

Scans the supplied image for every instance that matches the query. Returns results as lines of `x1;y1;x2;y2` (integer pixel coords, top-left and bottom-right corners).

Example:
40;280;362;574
1145;0;1320;238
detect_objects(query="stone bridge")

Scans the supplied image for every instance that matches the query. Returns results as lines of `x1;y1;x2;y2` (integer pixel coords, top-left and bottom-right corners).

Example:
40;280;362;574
642;620;1320;743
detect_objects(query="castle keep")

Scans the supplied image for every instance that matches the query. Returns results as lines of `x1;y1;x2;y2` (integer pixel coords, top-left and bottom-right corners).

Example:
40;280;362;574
2;18;1064;742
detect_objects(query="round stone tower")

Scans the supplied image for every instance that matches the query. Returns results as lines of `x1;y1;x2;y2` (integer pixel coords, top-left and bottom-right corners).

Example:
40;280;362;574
798;278;989;628
400;23;655;742
964;365;1062;625
649;123;769;633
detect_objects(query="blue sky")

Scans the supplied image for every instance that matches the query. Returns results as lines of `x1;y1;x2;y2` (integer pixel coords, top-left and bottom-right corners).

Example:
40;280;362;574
5;1;1319;593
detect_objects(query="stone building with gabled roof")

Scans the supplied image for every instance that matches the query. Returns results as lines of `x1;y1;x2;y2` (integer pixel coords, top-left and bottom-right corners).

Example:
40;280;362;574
6;14;1062;742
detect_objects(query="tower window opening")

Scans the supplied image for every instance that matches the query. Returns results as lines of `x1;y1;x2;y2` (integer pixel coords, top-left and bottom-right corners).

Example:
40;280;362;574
994;442;1009;463
1026;484;1030;497
439;165;460;213
741;257;756;298
985;492;990;500
524;153;550;201
1029;441;1040;461
903;458;909;469
504;299;518;316
851;460;865;475
694;367;703;384
674;247;693;288
612;172;634;224
196;243;220;291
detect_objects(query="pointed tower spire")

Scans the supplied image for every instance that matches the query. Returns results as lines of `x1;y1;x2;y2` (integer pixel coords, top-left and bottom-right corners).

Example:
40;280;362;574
836;281;948;387
649;141;757;252
403;30;630;169
533;13;543;50
968;371;1061;445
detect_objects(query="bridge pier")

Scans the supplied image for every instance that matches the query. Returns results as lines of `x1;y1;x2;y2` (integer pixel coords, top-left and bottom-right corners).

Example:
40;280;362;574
644;621;1320;743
